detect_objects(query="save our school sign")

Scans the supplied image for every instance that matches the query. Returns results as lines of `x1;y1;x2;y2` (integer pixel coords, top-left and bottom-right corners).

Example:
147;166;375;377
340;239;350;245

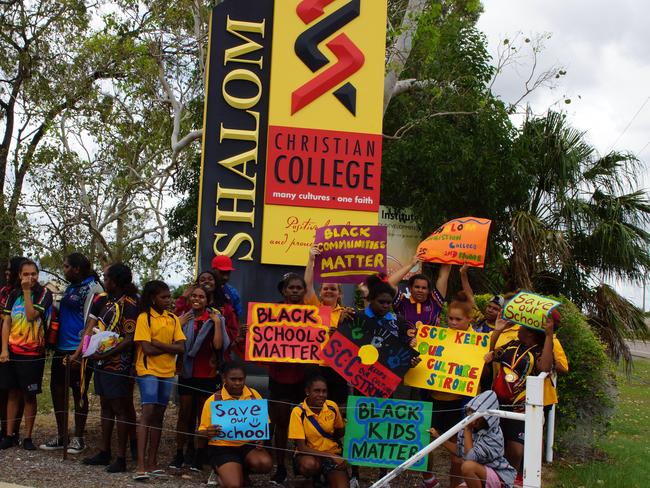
314;225;387;283
210;399;270;441
245;302;331;364
343;396;431;471
404;325;490;397
502;291;560;331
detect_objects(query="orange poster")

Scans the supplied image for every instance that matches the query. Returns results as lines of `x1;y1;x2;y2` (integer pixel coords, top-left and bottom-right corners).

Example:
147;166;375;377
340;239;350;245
416;217;491;268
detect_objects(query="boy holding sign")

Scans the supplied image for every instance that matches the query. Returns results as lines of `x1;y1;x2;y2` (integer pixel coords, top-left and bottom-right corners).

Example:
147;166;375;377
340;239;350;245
197;361;272;488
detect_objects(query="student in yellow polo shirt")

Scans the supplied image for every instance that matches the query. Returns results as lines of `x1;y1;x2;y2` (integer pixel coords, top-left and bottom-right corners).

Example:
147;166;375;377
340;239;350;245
288;376;348;488
197;361;272;488
133;281;185;480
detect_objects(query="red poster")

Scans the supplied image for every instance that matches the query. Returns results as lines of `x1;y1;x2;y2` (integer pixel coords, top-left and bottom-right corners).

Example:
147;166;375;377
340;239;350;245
265;125;381;211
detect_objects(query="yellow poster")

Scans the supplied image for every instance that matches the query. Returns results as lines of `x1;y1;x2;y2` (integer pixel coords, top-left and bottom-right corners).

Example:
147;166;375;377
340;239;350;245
404;325;490;397
261;205;377;265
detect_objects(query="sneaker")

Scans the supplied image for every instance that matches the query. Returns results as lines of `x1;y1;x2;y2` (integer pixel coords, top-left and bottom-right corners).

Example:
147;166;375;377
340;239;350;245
22;438;36;451
169;451;185;470
83;450;112;465
67;437;85;454
0;435;17;450
106;457;127;473
349;477;360;488
207;471;220;486
422;475;440;488
269;465;287;486
39;437;64;451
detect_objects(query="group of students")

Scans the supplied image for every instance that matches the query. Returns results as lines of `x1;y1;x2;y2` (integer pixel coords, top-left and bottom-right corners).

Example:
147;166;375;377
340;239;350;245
0;248;568;488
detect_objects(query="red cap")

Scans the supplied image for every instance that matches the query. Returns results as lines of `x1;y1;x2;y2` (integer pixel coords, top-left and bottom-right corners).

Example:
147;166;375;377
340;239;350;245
211;255;235;271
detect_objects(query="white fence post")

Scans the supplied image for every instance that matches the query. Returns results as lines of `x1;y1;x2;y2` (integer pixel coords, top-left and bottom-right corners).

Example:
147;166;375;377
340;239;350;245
545;403;555;463
523;374;545;488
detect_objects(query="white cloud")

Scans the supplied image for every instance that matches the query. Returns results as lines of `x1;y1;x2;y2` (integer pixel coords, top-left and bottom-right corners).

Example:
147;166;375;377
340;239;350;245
478;0;650;308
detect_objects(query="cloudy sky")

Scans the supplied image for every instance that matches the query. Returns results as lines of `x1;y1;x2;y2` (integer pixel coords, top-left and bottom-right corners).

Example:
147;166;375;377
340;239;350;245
477;0;650;308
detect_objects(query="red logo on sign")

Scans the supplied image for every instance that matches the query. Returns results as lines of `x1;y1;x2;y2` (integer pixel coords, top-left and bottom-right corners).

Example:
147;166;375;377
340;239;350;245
292;0;364;115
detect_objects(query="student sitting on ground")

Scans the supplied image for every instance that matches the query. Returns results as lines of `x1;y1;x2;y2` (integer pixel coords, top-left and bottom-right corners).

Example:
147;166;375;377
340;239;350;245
429;390;516;488
197;361;273;488
288;376;348;488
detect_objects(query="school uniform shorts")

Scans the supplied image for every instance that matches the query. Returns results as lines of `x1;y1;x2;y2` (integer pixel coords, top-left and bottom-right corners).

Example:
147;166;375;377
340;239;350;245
208;444;256;467
0;352;45;394
136;374;173;406
94;368;132;400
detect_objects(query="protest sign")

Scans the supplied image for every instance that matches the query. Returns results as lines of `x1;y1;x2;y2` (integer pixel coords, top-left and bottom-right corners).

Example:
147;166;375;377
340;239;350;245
246;303;331;364
502;292;561;331
416;217;491;268
404;325;489;397
314;225;387;283
210;399;269;441
320;314;418;398
343;396;431;471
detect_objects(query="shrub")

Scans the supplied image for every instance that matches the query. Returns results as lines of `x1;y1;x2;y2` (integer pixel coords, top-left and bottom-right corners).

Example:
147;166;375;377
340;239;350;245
554;298;616;456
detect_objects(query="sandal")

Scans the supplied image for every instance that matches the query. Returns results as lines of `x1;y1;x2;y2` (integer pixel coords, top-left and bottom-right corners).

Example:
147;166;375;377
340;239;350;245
150;469;168;479
133;472;150;482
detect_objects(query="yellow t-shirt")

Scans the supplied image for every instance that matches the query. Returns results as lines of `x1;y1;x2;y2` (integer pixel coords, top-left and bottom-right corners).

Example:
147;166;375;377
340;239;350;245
493;325;568;405
288;399;345;454
199;386;263;447
134;309;185;378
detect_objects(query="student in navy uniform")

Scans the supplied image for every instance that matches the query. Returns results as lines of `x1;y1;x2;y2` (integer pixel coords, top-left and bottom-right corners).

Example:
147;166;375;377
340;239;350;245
41;253;102;454
0;260;53;450
73;263;139;473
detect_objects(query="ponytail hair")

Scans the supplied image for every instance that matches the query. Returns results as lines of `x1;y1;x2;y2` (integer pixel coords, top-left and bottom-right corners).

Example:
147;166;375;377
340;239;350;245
104;262;139;298
449;291;473;317
366;273;395;300
65;252;97;281
140;280;170;314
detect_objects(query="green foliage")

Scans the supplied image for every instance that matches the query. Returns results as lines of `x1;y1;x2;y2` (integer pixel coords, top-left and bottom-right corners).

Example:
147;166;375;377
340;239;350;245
553;298;616;456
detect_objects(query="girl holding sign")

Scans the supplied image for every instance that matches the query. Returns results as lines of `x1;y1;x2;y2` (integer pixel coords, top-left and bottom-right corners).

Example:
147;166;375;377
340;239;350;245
198;361;272;488
485;316;555;482
133;281;186;480
304;244;353;409
288;375;348;488
423;291;476;488
268;272;319;485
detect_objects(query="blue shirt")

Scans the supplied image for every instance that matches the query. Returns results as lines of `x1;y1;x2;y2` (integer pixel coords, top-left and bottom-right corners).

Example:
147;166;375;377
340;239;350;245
224;283;242;317
58;277;102;351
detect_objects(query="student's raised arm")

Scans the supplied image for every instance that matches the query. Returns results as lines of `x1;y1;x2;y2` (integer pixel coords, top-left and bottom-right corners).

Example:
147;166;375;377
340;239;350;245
536;318;556;373
304;244;319;301
388;255;420;290
459;264;475;304
436;264;452;299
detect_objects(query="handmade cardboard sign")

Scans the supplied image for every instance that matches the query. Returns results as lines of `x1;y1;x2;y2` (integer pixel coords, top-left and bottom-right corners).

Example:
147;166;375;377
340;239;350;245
320;313;418;398
210;399;269;441
344;396;431;471
404;325;489;397
416;217;491;268
246;303;331;364
314;225;387;283
502;292;560;331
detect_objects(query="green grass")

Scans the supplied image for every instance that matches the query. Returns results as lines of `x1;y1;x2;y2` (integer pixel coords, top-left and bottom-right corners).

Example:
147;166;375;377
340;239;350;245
551;358;650;487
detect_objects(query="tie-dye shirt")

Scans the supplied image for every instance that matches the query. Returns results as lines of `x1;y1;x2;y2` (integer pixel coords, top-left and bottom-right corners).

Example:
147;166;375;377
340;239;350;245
3;284;53;356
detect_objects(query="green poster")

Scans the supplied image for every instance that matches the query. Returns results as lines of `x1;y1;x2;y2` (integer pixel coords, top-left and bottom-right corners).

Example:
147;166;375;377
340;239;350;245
343;396;432;471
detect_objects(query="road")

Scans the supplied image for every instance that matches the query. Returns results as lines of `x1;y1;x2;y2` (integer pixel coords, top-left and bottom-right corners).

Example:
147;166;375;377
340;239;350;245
628;340;650;359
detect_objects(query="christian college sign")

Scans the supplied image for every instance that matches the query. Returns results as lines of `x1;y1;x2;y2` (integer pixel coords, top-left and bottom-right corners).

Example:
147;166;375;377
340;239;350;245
197;0;387;293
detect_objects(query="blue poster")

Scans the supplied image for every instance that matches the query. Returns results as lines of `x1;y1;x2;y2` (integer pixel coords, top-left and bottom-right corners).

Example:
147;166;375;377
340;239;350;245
343;396;431;471
210;399;270;441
